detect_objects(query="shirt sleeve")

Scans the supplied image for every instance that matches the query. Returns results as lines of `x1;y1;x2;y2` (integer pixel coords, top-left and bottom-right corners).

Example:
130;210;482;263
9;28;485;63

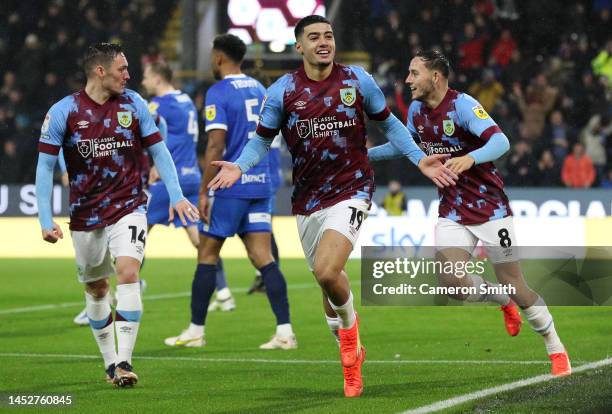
351;65;391;121
38;96;73;155
255;75;288;138
129;90;162;147
204;84;228;132
406;101;422;142
455;93;502;141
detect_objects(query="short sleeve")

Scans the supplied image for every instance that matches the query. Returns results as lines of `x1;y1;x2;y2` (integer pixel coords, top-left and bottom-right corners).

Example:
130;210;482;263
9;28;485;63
455;93;502;141
204;84;228;132
350;65;391;121
38;96;73;155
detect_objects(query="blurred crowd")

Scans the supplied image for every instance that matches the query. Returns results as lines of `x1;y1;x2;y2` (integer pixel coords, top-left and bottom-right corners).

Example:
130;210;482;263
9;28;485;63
0;0;175;183
350;0;612;188
1;0;612;190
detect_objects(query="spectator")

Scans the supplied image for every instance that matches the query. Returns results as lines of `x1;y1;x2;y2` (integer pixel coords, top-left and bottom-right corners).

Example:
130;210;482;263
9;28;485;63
581;114;612;179
382;180;407;216
491;28;517;67
562;142;596;188
536;149;561;186
458;22;487;79
468;68;504;112
543;110;573;162
600;169;612;188
0;139;21;182
513;74;558;140
505;140;537;185
591;38;612;87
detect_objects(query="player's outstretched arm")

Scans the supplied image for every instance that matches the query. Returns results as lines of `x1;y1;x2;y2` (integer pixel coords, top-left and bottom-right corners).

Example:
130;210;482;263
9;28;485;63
36;153;63;243
368;142;404;161
208;133;273;191
148;141;199;225
418;154;457;188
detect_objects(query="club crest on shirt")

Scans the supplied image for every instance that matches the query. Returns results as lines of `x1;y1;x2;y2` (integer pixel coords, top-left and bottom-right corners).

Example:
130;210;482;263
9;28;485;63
41;114;51;134
472;105;489;119
339;87;356;106
78;140;93;158
443;119;455;136
296;119;311;138
205;105;216;121
117;111;132;128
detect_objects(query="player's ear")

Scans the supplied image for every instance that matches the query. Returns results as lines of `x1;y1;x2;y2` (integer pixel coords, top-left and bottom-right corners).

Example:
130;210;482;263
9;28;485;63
295;40;303;55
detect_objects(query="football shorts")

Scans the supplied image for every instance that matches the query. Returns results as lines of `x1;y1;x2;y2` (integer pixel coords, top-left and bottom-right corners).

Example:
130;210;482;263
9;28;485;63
296;198;370;270
200;196;272;239
71;212;147;283
435;216;518;263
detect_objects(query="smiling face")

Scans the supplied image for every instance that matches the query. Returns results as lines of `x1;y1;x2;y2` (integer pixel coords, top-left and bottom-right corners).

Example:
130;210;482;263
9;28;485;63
100;53;130;96
405;57;436;102
295;22;335;69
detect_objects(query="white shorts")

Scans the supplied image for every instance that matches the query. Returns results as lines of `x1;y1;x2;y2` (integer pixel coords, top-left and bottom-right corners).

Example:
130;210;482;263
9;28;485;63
296;199;369;270
435;216;518;263
71;212;147;283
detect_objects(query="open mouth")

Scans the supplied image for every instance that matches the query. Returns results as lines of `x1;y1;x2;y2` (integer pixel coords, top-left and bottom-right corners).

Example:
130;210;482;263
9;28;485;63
316;50;330;57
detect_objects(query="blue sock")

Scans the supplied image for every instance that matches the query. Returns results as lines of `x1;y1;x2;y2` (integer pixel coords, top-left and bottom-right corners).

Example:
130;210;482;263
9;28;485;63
215;259;227;290
271;233;280;265
190;263;217;325
259;262;290;325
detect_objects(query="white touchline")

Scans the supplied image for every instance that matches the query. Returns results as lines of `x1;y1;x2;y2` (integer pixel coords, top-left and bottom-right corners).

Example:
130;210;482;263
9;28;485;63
0;283;316;315
399;357;612;414
0;352;558;365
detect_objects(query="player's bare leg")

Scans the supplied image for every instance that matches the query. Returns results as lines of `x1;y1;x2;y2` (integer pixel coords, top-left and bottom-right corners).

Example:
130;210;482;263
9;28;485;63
494;261;571;376
242;232;295;349
436;248;521;336
112;256;142;387
84;277;117;383
184;225;200;248
313;229;365;397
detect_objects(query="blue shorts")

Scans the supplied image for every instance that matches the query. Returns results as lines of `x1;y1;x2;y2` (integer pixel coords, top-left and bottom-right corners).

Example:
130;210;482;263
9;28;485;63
200;197;272;239
147;181;199;227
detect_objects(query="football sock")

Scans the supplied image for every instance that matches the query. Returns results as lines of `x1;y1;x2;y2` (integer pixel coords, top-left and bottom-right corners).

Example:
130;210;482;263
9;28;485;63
191;263;217;325
188;322;204;337
276;323;294;337
466;275;510;305
522;296;564;354
85;291;117;368
328;291;356;329
215;259;228;290
271;233;280;264
115;283;143;365
216;287;232;301
325;314;340;341
259;262;290;325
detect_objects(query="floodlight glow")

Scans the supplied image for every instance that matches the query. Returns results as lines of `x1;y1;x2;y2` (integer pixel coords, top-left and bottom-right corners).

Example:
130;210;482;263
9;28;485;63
269;40;286;53
228;28;253;45
287;0;316;18
228;0;260;26
313;5;326;17
256;8;288;42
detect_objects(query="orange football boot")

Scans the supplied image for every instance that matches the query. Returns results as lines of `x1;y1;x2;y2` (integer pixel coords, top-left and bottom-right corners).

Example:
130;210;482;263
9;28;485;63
500;301;522;336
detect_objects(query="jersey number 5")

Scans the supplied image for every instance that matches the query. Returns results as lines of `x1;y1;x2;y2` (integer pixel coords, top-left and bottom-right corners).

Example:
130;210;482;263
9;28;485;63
245;98;259;139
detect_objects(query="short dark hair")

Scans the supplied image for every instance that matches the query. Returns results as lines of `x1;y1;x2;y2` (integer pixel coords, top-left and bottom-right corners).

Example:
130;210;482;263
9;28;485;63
82;43;124;76
213;34;246;63
415;49;450;78
146;61;173;83
294;15;331;40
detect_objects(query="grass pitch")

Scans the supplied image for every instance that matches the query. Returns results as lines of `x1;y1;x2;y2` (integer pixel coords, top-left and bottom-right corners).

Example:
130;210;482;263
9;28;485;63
1;258;611;413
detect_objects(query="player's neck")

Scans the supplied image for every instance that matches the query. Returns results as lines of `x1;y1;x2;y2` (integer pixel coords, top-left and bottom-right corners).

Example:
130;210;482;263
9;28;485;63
303;61;333;82
221;66;242;78
424;87;449;109
156;84;175;96
84;82;112;105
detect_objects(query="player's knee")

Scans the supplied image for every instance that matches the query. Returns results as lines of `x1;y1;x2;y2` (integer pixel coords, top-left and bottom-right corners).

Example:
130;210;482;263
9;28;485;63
247;247;273;269
313;262;342;288
116;267;139;284
86;278;110;299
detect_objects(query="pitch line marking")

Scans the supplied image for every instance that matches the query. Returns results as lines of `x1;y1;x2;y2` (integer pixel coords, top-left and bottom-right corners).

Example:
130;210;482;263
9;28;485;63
399;357;612;414
0;352;555;365
0;283;316;315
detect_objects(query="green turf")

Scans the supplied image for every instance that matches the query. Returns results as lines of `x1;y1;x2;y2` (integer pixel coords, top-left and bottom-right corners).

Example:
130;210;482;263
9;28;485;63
0;259;611;413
